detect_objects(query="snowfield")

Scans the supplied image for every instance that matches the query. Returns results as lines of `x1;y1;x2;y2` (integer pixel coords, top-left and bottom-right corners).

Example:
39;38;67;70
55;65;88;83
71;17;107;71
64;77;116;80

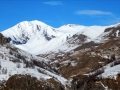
1;20;114;55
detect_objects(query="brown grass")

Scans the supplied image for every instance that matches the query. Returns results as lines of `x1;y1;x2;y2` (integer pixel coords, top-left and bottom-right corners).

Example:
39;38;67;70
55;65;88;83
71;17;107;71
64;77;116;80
58;53;107;78
0;74;65;90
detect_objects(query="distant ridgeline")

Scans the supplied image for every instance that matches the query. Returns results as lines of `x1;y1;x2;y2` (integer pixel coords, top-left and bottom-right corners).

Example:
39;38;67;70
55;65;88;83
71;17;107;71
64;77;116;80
0;33;9;45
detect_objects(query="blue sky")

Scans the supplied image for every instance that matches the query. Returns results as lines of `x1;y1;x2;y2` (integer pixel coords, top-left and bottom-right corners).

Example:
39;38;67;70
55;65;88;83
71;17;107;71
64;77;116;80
0;0;120;31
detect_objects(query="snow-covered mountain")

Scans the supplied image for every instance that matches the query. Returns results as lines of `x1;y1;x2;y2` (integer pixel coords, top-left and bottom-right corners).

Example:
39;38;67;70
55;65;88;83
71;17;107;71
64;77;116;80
2;20;67;54
1;20;120;90
49;26;108;53
1;20;111;55
48;24;120;53
1;20;87;54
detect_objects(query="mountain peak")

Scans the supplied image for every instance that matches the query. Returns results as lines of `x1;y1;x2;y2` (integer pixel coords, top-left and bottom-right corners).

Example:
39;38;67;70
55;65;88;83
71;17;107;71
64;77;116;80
1;20;63;50
17;20;48;27
61;24;85;27
30;20;48;26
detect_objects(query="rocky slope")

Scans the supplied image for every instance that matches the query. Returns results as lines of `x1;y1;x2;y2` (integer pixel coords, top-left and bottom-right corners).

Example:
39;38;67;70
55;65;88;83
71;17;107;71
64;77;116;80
39;24;120;90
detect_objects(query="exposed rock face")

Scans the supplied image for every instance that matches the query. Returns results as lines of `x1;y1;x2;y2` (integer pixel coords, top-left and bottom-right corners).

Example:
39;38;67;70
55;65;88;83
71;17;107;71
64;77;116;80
98;25;120;41
70;75;120;90
0;33;9;45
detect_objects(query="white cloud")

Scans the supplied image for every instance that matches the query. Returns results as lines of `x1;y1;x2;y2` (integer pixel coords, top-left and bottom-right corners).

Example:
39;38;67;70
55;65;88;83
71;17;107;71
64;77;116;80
75;10;113;16
43;1;62;6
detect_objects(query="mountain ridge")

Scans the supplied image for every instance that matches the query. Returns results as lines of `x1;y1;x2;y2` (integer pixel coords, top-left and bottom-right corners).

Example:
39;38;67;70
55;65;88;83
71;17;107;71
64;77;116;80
1;20;120;55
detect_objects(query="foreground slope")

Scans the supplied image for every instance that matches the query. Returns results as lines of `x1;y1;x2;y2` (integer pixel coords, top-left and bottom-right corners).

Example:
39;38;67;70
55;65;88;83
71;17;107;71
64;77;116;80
0;33;68;89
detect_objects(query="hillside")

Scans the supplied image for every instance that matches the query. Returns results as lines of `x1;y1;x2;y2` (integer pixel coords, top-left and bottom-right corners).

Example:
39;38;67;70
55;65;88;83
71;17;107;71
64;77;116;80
39;24;120;90
0;33;69;90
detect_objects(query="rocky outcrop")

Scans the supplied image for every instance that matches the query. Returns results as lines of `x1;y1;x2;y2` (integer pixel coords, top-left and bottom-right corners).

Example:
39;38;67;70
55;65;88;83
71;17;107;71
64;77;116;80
0;33;9;45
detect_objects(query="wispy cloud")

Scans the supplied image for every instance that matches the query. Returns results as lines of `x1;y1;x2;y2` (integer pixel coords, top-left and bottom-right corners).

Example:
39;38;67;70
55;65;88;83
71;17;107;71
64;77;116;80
75;10;113;16
102;17;120;25
43;1;62;6
110;18;120;24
